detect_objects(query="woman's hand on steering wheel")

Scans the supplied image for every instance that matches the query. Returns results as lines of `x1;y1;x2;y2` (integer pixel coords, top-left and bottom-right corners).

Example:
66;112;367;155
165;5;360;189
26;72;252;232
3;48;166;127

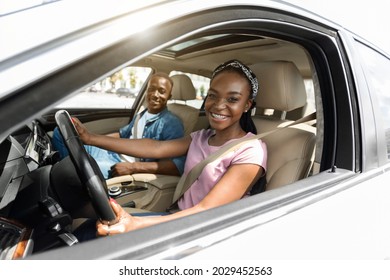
96;199;135;236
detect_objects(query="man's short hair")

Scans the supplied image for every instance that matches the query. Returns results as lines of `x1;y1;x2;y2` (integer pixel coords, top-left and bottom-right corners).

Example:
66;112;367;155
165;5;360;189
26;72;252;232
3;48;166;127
151;72;174;89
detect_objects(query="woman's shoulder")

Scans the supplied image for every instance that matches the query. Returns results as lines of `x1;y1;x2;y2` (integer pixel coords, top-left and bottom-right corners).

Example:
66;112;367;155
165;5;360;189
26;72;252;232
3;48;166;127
190;129;214;140
245;132;267;149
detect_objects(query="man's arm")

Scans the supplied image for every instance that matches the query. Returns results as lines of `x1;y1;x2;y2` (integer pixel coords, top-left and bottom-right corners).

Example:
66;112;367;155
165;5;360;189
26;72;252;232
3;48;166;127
111;159;180;177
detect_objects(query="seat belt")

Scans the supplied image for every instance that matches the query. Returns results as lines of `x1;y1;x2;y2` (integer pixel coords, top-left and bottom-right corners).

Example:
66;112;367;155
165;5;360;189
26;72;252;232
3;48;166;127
133;113;141;139
132;113;141;162
169;112;316;209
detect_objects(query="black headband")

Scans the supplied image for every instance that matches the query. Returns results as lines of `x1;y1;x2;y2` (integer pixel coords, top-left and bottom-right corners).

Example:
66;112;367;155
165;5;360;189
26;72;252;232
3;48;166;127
212;60;259;99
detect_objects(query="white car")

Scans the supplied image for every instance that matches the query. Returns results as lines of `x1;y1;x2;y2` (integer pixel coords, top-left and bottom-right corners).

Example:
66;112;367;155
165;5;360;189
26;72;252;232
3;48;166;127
1;0;390;261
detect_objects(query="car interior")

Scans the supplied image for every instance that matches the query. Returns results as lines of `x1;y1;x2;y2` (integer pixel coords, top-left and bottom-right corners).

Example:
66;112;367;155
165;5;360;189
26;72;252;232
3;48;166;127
0;31;324;259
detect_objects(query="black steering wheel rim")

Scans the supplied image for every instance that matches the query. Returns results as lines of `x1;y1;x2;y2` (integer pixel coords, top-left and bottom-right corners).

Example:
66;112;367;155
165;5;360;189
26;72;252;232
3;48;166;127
55;109;116;223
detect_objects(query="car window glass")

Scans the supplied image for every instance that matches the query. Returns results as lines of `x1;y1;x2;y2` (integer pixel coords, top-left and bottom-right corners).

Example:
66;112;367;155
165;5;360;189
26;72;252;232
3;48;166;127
169;70;210;109
56;66;152;109
356;42;390;159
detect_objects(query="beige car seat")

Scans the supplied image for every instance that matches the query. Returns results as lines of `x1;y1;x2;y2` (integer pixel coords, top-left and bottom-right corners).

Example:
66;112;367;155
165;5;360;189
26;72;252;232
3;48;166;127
168;74;199;136
251;61;316;190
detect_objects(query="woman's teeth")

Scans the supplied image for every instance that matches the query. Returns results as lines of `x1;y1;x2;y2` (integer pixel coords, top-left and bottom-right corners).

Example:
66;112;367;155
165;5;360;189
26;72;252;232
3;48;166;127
211;113;227;119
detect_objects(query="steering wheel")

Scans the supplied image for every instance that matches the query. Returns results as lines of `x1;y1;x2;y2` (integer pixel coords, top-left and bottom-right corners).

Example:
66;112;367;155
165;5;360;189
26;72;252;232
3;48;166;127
55;110;117;224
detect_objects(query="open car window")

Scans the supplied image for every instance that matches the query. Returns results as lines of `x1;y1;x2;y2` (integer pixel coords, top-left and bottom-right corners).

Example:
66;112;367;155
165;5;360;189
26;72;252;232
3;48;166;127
57;66;152;109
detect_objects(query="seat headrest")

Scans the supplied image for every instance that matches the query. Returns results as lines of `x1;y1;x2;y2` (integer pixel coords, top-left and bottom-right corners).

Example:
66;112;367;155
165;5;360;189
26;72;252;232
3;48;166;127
251;61;306;112
170;74;196;101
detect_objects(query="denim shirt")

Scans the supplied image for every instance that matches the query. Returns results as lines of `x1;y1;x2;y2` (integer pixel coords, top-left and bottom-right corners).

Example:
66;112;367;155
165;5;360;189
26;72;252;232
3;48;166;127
119;108;186;174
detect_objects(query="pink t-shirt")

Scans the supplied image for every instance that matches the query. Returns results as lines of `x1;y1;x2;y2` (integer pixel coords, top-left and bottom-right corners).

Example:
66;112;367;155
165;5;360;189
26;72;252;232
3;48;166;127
178;129;267;210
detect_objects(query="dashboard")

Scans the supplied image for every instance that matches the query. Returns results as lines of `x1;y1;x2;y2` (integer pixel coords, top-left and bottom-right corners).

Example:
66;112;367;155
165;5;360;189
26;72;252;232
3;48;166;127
0;121;55;211
0;121;53;208
9;121;54;168
0;121;62;259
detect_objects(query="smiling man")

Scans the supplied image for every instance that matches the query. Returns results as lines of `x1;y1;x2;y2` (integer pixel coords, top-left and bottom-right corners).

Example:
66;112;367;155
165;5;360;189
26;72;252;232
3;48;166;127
52;72;185;178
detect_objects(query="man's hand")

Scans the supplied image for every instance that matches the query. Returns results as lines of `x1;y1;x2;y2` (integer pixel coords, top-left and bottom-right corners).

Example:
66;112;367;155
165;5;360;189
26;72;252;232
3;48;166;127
111;162;140;177
111;160;180;177
72;117;92;144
